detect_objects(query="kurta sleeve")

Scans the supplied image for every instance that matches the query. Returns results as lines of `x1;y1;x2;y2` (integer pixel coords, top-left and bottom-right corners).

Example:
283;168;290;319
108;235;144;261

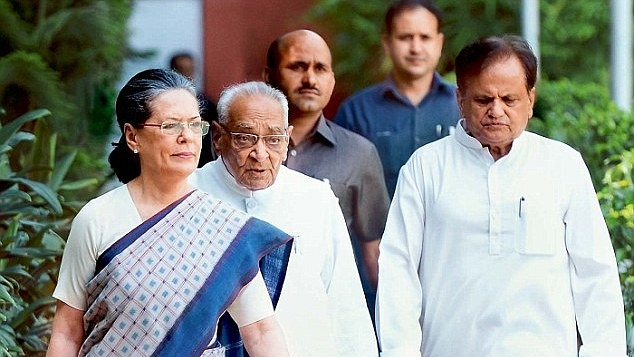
322;192;379;357
376;160;426;357
564;152;627;357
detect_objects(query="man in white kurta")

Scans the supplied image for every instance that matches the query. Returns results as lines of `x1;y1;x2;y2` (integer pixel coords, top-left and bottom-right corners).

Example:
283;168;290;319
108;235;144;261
191;160;376;357
189;81;377;357
376;35;626;357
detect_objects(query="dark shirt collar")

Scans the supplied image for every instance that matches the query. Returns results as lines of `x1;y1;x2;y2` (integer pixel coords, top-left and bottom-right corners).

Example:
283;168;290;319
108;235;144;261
380;72;455;102
314;114;336;146
290;114;336;148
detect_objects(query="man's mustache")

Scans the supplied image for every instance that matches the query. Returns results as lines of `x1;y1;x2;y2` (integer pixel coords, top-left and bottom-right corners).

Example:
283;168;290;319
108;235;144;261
297;85;319;93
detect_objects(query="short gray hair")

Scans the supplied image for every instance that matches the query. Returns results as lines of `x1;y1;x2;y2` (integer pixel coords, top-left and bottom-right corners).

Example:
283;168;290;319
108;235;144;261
217;81;289;126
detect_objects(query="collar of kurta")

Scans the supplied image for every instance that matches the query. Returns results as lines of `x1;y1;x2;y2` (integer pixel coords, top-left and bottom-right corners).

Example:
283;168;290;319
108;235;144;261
214;156;285;201
455;119;529;160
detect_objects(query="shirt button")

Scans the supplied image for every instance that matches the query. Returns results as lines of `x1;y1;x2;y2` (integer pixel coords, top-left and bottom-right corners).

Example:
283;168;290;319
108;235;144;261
246;200;257;210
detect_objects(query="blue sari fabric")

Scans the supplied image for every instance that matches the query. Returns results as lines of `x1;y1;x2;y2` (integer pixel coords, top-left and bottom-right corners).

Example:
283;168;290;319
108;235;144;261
216;240;293;357
81;190;292;357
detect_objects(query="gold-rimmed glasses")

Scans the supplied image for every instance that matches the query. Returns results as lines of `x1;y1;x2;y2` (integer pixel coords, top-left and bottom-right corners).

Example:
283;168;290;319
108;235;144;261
137;121;210;136
218;123;288;151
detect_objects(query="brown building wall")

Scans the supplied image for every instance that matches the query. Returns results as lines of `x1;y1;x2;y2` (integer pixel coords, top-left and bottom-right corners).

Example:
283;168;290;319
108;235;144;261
202;0;316;100
201;0;344;117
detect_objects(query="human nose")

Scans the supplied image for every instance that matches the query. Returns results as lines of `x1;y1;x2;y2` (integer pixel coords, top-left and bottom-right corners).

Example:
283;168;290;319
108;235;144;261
487;100;505;118
410;38;423;53
302;68;316;86
178;122;196;138
249;137;270;161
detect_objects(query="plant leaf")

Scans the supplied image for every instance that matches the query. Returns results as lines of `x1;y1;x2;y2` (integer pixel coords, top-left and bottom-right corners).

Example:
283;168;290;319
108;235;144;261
0;109;50;147
8;177;61;215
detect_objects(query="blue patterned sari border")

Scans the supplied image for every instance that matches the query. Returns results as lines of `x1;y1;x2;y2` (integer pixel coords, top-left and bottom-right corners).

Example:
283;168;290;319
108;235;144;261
155;217;292;357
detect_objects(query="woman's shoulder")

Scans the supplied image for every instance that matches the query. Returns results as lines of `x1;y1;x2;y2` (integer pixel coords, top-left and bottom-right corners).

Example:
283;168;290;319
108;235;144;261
68;184;142;254
73;185;136;228
81;185;131;213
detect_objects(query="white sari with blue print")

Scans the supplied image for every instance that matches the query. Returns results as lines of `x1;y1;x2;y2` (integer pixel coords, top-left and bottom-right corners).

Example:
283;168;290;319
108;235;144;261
80;190;291;357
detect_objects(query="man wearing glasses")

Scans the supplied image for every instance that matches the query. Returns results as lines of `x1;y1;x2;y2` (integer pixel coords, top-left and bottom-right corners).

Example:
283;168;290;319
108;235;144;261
189;81;377;357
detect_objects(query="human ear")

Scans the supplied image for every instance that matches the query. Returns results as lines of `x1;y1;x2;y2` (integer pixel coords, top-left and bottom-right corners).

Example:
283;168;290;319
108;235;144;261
124;123;140;153
211;121;224;155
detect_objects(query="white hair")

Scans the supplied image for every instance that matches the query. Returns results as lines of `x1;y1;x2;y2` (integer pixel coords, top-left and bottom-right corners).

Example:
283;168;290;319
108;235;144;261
216;81;289;126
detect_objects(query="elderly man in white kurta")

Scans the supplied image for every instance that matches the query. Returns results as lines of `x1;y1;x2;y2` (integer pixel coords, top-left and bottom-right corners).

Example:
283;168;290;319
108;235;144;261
190;81;377;357
376;35;626;357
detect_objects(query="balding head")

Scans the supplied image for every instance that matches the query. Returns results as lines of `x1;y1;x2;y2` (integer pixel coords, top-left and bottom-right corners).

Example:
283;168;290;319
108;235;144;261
266;30;331;70
264;29;335;118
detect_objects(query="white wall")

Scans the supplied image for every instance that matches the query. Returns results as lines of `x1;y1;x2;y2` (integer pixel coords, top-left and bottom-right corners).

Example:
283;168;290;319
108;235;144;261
119;0;204;90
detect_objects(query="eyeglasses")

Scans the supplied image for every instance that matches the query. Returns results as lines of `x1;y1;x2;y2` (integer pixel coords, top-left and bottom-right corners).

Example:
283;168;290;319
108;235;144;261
136;121;210;136
219;123;288;151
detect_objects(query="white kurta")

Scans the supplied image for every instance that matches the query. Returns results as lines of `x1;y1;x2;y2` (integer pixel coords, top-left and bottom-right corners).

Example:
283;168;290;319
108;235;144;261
190;160;377;357
376;121;626;357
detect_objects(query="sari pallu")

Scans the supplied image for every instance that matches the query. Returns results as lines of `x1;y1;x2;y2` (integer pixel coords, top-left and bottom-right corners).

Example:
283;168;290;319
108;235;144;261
80;190;292;357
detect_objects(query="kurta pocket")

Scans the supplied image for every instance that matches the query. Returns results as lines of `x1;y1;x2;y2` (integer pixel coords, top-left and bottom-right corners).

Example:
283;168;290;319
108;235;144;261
515;196;557;255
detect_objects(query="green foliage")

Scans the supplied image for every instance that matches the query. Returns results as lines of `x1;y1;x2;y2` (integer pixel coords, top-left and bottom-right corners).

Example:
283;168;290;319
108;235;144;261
307;0;609;93
598;148;634;356
540;1;609;83
0;2;132;351
434;0;519;72
600;150;634;261
599;150;634;355
0;0;133;200
0;109;97;356
307;0;389;91
530;79;634;188
0;52;74;125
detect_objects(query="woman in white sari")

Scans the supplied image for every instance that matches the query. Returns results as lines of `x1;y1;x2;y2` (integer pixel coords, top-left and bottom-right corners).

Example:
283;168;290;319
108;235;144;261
46;69;291;357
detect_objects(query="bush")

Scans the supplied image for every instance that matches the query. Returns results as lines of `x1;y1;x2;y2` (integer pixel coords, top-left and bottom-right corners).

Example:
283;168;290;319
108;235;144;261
0;0;133;201
0;109;96;356
598;149;634;354
531;78;634;188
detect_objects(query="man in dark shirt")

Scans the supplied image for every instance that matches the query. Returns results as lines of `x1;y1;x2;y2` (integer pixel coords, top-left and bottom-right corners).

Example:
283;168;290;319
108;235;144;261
264;29;390;323
334;0;460;197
